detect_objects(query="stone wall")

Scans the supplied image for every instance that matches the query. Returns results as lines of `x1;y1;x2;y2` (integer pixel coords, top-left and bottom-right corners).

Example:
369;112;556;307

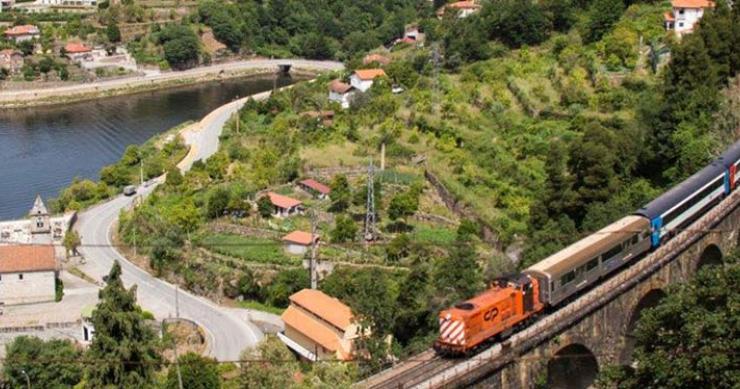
469;196;740;388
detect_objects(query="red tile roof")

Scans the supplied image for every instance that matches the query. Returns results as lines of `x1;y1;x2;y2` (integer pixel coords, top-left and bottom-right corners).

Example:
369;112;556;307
4;25;39;37
329;79;353;94
299;179;331;195
266;192;302;209
64;42;92;54
353;69;387;81
282;230;319;246
0;245;56;273
289;289;353;329
671;0;714;7
664;11;675;21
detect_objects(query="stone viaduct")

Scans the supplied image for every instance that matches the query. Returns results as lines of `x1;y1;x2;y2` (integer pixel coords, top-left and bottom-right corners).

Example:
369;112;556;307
415;186;740;389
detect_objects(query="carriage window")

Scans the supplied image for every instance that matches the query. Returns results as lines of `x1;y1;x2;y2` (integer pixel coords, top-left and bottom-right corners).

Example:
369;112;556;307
631;234;639;245
586;258;599;271
662;176;724;225
560;271;576;287
603;244;622;261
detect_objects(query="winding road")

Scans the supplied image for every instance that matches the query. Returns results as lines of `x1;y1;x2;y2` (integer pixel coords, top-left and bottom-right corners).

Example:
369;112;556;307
74;59;344;361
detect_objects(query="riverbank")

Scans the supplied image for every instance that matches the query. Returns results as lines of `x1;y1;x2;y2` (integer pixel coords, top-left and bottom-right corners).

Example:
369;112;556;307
0;59;344;109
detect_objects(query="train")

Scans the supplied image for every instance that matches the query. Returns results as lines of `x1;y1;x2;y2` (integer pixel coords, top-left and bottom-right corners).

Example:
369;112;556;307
434;140;740;356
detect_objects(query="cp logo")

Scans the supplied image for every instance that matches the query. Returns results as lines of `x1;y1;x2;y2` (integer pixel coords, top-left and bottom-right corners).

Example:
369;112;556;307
484;308;499;321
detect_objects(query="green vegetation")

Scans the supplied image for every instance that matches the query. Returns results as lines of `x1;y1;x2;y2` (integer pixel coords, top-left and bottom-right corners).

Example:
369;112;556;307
597;255;739;388
2;336;83;388
43;0;740;380
85;262;162;387
50;125;187;213
197;233;298;266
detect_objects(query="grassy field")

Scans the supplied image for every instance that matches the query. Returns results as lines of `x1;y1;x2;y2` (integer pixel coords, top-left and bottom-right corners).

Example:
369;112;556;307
197;233;300;266
236;300;284;315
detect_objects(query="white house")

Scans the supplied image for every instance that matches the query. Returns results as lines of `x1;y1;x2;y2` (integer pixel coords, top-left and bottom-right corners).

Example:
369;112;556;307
63;42;93;62
329;80;355;109
282;230;319;255
0;244;58;306
3;25;40;43
436;1;482;19
664;0;714;36
298;178;331;200
350;69;387;93
265;192;303;218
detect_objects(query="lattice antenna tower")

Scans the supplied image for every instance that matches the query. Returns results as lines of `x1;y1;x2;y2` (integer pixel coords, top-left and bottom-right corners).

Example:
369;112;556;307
364;158;376;242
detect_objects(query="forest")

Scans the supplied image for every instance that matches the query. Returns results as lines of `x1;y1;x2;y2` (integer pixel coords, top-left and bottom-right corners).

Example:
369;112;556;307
39;0;740;385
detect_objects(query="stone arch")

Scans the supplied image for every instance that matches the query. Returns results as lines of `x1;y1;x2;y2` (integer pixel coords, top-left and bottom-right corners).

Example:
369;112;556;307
547;343;599;389
696;244;723;270
620;288;667;364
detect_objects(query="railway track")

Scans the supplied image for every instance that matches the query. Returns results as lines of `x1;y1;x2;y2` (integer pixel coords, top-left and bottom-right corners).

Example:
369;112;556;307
360;349;456;389
363;188;740;389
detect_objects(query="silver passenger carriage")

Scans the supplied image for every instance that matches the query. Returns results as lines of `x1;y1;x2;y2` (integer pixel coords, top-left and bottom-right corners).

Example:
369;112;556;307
524;216;651;306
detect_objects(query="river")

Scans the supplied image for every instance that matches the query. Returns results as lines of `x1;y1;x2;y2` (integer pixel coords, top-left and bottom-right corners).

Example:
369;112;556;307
0;74;294;220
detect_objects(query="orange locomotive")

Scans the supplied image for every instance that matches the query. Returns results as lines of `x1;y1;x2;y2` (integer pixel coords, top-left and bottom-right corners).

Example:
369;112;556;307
434;274;544;355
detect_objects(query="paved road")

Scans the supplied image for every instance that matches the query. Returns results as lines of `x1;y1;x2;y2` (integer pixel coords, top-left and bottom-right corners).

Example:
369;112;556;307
0;59;345;106
75;59;343;361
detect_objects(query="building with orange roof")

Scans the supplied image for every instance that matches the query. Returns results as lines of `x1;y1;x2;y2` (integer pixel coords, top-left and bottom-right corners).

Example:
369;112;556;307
282;230;319;255
4;24;40;42
278;289;364;361
0;244;58;305
264;192;303;218
298;178;331;199
328;79;355;109
350;68;387;92
664;0;714;36
436;1;481;19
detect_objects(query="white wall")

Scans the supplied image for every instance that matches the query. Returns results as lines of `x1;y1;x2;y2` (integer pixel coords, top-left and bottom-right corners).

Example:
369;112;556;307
350;75;374;92
0;270;56;305
673;7;705;34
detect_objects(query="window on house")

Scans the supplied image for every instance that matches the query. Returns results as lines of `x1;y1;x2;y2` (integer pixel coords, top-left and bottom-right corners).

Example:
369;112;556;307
18;273;23;280
679;22;684;27
679;8;684;14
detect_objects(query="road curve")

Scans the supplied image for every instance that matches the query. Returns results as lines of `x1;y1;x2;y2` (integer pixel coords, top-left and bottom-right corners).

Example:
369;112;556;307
75;59;344;361
0;59;345;107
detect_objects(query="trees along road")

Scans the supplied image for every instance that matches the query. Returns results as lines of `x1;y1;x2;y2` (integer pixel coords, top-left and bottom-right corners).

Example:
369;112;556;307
75;59;344;361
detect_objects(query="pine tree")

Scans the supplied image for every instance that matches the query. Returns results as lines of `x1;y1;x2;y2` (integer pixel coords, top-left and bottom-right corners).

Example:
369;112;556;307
85;261;162;388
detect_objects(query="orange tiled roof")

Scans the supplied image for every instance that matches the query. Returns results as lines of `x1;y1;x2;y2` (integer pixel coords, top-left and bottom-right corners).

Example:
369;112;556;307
671;0;714;7
664;11;675;21
64;42;92;54
0;245;56;273
353;69;387;81
282;230;319;246
267;192;302;209
282;305;343;353
4;25;39;36
299;178;331;195
329;79;353;94
289;289;353;329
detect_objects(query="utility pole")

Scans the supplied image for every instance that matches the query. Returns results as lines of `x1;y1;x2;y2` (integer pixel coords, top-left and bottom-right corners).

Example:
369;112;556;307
309;208;319;289
364;159;376;242
173;286;183;389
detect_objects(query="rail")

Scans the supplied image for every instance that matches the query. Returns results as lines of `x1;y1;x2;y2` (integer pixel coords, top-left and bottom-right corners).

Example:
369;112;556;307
365;188;740;388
